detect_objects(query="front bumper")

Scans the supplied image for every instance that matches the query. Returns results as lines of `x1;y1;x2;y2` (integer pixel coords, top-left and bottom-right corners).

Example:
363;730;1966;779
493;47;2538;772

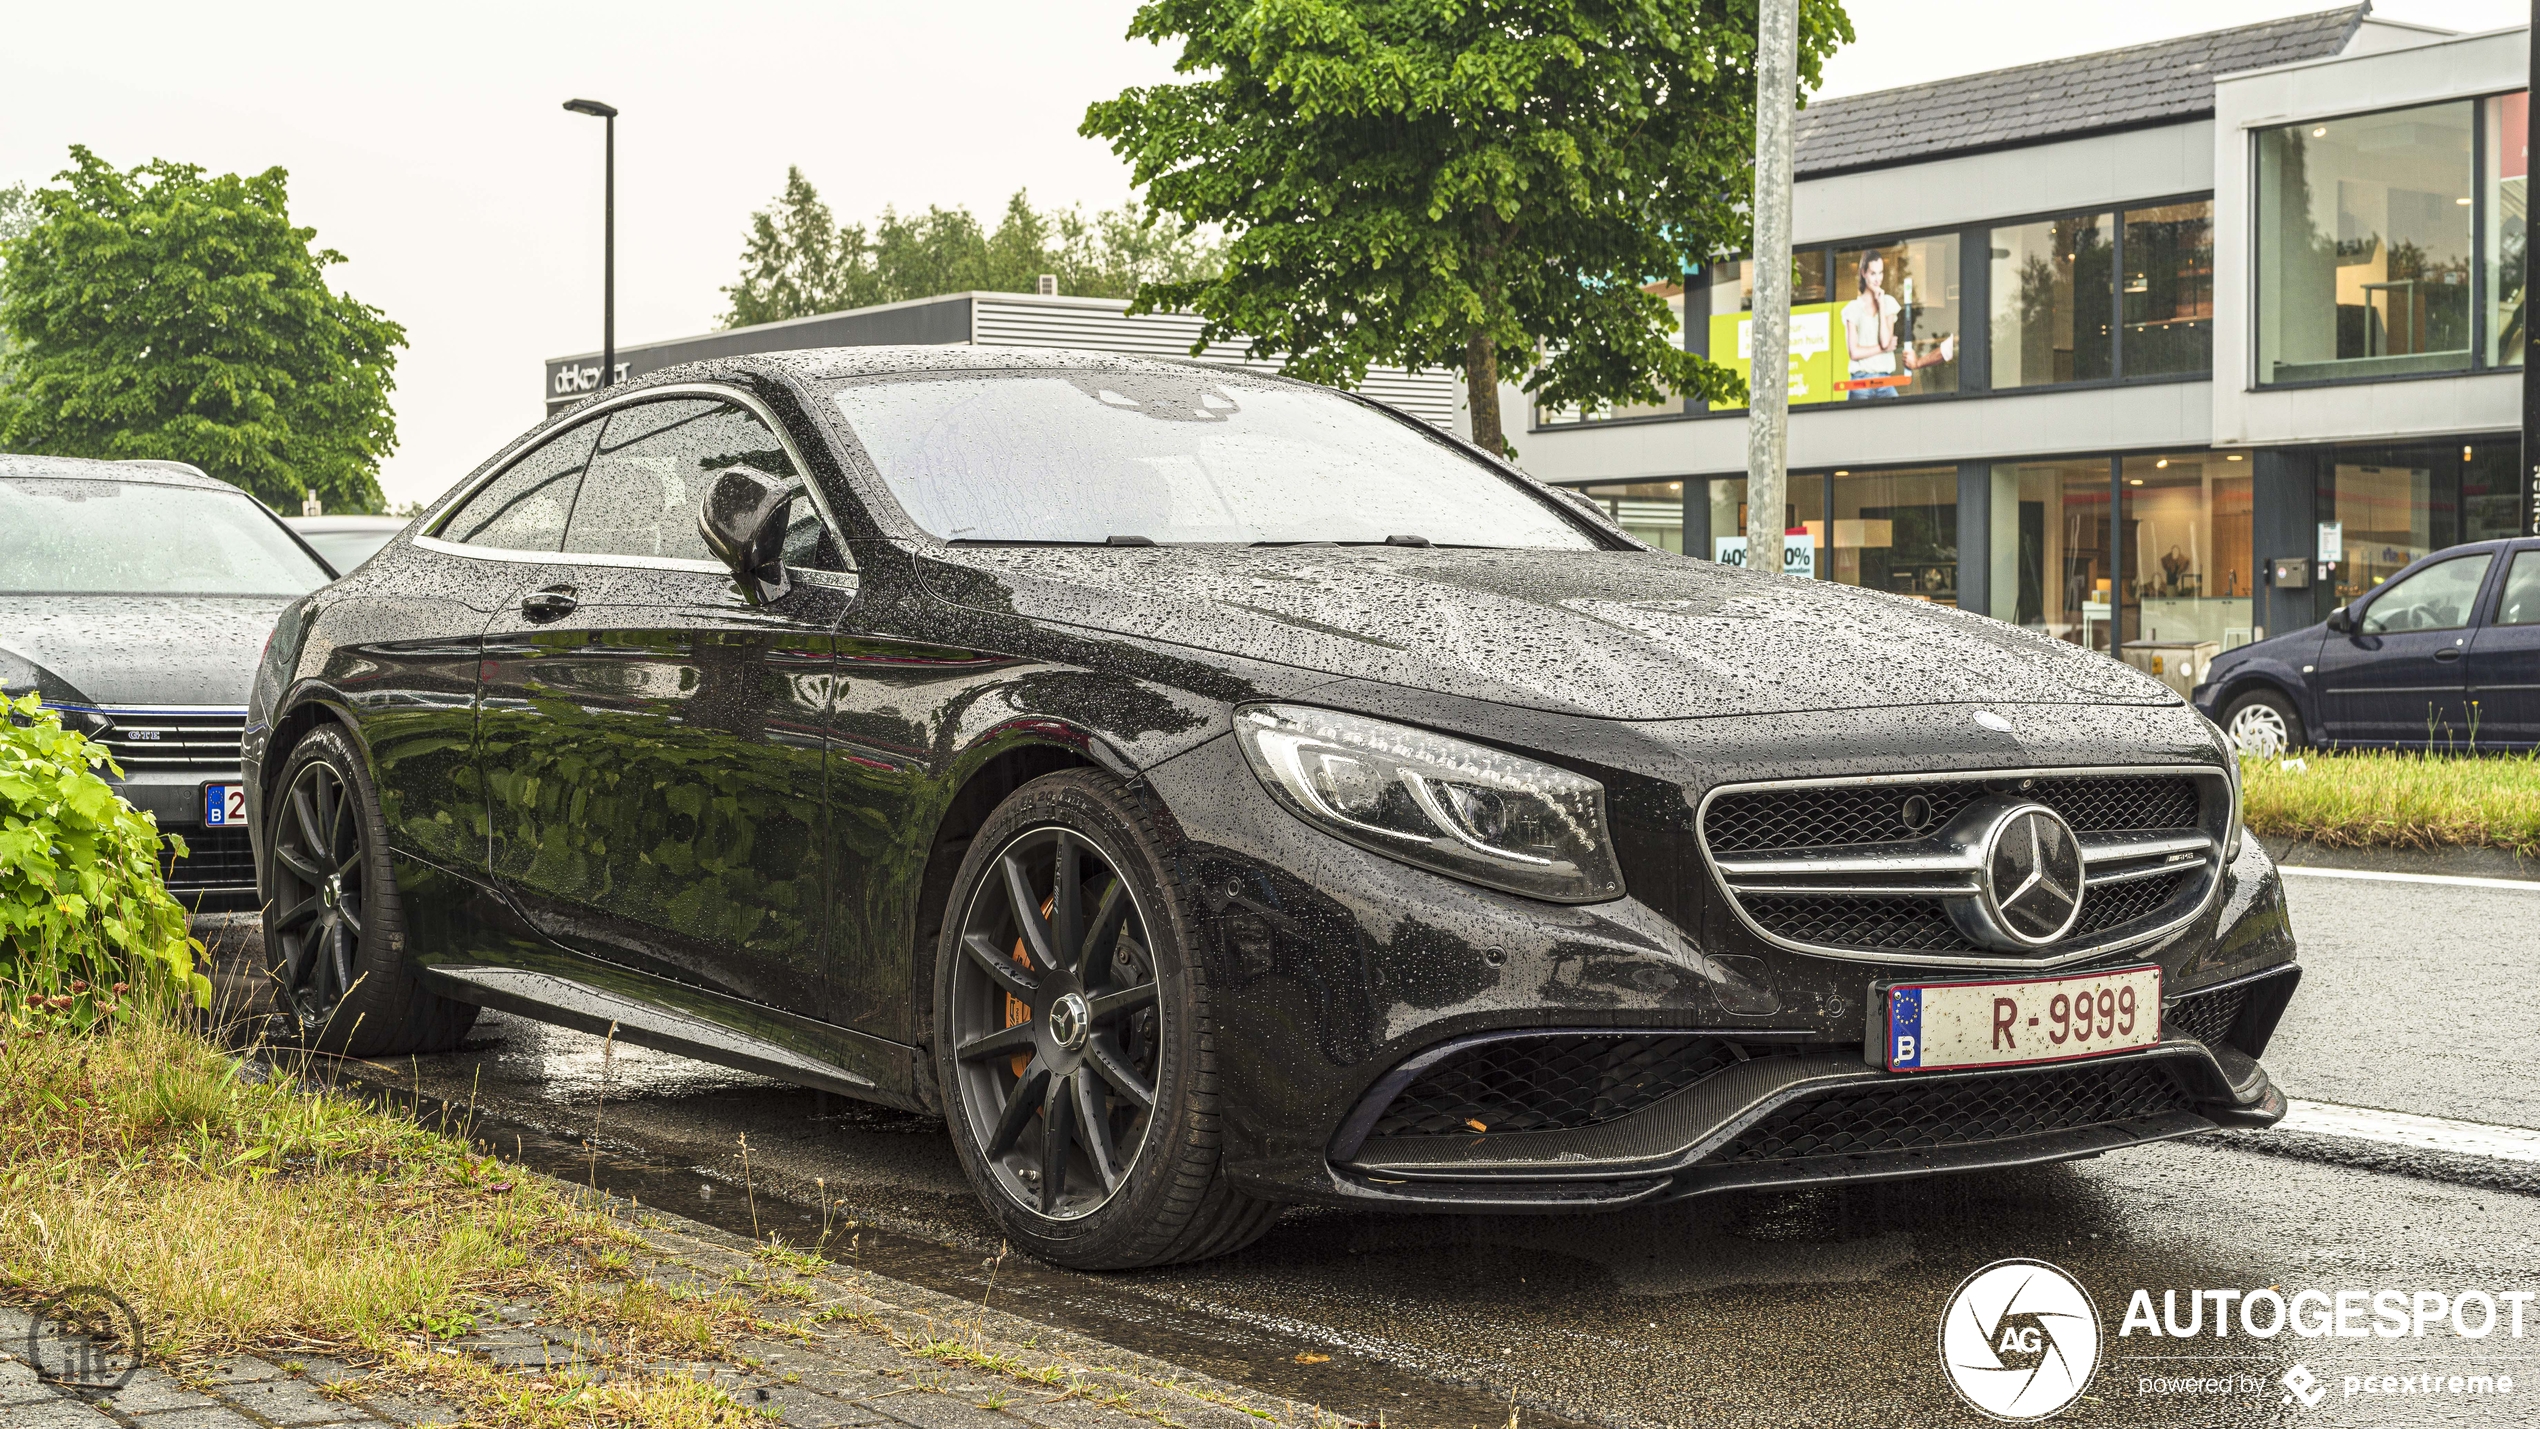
1319;994;2290;1212
1137;699;2300;1212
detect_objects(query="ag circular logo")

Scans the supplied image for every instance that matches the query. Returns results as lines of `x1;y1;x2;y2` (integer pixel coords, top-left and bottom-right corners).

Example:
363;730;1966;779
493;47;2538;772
1940;1259;2100;1422
28;1285;143;1391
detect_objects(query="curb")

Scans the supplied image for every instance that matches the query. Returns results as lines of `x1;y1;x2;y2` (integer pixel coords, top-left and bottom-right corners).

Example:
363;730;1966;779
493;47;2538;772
2256;835;2537;883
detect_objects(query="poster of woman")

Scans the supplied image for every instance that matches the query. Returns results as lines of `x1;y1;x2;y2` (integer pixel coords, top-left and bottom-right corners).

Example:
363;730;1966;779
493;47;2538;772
1839;247;1956;399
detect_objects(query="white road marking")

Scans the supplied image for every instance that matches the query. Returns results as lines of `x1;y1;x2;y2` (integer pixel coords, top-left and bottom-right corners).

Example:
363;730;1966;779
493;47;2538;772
2277;865;2540;892
2280;1100;2540;1164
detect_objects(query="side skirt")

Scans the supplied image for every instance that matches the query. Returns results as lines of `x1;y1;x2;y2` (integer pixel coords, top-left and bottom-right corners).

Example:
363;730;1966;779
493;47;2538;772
416;962;925;1113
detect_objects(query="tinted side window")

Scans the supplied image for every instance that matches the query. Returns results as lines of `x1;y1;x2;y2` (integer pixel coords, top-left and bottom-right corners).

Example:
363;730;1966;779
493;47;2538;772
2498;551;2540;627
2359;553;2494;634
566;399;800;562
441;423;598;551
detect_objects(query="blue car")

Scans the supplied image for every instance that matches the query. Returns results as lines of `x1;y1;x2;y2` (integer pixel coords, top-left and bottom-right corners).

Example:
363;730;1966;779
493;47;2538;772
2194;536;2540;752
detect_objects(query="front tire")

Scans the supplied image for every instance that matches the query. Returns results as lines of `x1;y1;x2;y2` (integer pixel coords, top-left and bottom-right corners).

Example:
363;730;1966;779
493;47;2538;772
263;724;478;1056
933;770;1276;1269
2222;688;2304;755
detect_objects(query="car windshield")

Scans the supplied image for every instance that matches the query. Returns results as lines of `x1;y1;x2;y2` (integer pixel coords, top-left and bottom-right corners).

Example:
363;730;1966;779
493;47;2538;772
0;478;333;596
827;370;1598;548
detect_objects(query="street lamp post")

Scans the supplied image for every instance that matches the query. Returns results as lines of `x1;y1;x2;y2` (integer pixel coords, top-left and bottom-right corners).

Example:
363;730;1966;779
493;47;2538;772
563;98;619;388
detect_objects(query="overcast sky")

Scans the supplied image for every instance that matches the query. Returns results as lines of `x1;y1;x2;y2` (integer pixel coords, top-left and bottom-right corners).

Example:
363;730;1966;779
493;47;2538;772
0;0;2521;509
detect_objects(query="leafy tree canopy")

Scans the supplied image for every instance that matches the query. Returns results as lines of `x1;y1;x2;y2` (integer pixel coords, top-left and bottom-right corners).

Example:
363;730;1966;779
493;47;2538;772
723;167;1222;328
1082;0;1851;452
0;148;405;513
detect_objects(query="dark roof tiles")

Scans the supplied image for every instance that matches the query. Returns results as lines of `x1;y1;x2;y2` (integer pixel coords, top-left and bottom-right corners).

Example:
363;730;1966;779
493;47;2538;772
1794;6;2368;177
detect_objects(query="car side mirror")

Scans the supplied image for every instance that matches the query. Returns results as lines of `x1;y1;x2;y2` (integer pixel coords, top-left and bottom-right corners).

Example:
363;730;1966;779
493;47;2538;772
2325;605;2353;634
698;466;793;604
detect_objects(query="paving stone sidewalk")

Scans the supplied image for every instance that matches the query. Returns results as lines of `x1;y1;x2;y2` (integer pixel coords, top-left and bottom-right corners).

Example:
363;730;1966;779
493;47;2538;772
2;1179;1346;1429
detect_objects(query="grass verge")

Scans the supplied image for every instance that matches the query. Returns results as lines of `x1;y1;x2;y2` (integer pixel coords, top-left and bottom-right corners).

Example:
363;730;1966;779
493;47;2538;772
0;1004;766;1426
2239;748;2540;857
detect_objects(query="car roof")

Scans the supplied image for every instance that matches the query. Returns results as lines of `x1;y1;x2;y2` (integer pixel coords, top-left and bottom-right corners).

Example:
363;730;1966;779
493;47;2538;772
590;344;1310;396
0;452;237;494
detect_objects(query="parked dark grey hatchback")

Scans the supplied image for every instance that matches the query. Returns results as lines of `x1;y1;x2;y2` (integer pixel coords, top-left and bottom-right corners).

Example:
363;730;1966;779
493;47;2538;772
243;348;2299;1269
3;454;337;910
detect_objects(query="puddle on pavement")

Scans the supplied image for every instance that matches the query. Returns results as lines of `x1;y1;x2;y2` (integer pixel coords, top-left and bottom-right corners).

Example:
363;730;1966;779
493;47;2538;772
310;1056;1592;1429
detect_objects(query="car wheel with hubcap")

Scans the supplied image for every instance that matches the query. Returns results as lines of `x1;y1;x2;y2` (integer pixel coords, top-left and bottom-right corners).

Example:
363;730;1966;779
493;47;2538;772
263;724;477;1056
2222;688;2303;755
934;770;1276;1268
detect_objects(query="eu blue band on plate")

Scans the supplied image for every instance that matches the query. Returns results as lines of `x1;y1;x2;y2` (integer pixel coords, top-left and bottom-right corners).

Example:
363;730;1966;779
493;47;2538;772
1889;986;1923;1069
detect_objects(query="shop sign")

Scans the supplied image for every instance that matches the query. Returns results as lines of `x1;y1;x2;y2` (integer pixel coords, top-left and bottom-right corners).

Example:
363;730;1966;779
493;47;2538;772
1713;532;1817;578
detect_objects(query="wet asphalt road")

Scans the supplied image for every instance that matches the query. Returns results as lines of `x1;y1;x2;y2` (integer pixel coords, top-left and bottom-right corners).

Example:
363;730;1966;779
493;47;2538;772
234;873;2540;1429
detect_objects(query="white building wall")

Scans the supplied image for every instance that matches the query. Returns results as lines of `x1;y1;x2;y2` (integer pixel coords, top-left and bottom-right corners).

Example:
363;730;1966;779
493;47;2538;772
1796;121;2215;241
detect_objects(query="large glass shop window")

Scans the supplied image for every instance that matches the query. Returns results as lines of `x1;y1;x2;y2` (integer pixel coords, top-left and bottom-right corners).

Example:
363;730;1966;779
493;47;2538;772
1997;460;2120;652
2256;102;2474;384
1706;474;1826;574
2485;92;2528;370
1828;467;1960;603
2121;453;2255;651
1575;481;1685;552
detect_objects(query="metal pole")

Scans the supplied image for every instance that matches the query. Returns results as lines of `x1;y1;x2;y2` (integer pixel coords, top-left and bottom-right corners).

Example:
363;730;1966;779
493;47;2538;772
603;112;616;387
2525;6;2539;533
1745;0;1799;577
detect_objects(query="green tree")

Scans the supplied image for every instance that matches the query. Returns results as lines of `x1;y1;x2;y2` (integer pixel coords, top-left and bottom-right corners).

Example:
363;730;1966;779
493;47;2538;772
0;147;405;513
1082;0;1852;453
722;171;1221;326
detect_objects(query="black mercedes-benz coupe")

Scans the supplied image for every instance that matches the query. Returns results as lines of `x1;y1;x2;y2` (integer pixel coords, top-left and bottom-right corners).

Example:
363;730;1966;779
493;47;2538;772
4;454;338;912
243;348;2298;1269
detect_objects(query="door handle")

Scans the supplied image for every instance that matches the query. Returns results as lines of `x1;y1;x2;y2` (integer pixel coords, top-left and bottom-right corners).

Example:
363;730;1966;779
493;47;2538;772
2433;648;2462;663
521;587;579;621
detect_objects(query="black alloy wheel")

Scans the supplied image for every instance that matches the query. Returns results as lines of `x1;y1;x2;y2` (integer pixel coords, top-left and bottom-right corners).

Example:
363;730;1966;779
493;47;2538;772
947;824;1162;1220
269;756;366;1036
933;770;1277;1268
260;725;476;1056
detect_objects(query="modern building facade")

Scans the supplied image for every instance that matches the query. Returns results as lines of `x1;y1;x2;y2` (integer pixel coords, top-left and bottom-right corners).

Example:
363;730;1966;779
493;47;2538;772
543;290;1467;430
1520;4;2539;671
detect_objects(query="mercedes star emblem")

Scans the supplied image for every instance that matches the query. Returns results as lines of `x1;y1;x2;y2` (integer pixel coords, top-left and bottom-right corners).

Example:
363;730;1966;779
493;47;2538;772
1947;801;2087;949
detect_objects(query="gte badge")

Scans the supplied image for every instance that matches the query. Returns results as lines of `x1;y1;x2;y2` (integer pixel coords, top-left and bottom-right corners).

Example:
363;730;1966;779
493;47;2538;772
1889;985;1924;1069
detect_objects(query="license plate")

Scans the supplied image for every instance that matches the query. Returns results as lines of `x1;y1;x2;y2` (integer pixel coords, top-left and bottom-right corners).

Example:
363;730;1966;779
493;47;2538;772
202;783;246;827
1881;965;2162;1072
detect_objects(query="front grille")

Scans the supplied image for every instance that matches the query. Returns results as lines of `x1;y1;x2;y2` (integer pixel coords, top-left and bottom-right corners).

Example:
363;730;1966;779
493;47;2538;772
1370;1034;1755;1138
93;709;247;773
1703;769;2222;961
1711;1061;2194;1164
1706;774;2201;854
1743;894;1962;952
165;826;256;890
2165;984;2248;1048
2075;871;2195;934
1741;867;2200;957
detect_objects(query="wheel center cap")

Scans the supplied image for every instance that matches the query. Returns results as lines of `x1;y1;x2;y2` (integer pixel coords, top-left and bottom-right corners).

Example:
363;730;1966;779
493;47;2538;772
321;875;342;909
1046;992;1092;1052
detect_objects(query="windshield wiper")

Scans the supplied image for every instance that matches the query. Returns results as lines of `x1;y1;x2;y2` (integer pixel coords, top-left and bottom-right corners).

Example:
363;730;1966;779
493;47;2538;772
946;536;1164;547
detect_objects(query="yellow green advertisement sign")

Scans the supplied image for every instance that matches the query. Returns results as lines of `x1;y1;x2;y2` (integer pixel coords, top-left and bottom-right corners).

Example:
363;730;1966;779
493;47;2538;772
1710;301;1840;410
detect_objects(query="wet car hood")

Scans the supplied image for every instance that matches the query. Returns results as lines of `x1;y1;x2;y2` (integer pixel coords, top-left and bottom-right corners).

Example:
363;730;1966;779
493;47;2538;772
920;545;2177;721
0;595;290;707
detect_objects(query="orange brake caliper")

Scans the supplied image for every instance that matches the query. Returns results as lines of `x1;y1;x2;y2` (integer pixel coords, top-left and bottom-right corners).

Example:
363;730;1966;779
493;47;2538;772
1005;896;1052;1079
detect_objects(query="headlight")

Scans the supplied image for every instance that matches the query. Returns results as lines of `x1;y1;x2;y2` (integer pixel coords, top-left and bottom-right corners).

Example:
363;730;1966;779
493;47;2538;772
2203;716;2245;862
1233;703;1624;903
